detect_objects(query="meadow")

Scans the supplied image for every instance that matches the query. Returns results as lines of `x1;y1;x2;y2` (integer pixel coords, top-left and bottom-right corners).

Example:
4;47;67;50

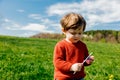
0;35;120;80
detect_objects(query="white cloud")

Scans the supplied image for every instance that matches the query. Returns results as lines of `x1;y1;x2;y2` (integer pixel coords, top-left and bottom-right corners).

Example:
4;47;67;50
22;23;54;33
2;17;56;34
20;32;37;37
47;3;81;16
6;23;20;30
4;18;10;22
17;9;25;13
21;23;46;31
1;18;54;36
28;14;42;20
47;0;120;28
28;14;56;25
28;14;60;32
2;18;21;30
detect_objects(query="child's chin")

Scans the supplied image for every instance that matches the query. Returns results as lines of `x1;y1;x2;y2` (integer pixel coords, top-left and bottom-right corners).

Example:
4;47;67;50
73;40;79;43
72;41;78;43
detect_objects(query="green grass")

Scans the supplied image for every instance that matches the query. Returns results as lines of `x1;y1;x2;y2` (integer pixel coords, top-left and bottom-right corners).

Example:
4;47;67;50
0;35;120;80
85;41;120;80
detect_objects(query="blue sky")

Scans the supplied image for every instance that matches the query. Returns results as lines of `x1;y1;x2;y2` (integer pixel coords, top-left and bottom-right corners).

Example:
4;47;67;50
0;0;120;37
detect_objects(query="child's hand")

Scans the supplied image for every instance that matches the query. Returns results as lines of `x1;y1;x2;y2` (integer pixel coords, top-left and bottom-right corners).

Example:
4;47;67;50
70;63;83;72
86;56;94;64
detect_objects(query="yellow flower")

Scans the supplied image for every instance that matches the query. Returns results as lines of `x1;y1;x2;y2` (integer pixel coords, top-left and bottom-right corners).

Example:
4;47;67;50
109;74;114;80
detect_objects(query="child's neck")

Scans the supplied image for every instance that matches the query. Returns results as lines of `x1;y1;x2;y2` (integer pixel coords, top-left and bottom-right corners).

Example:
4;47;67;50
65;38;80;44
65;38;72;43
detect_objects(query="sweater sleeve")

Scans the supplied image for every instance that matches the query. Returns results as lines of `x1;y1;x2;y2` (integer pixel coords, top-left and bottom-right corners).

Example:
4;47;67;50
53;43;73;72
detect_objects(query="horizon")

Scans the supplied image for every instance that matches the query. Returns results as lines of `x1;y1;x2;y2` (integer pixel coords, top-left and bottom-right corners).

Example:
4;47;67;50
0;0;120;37
0;29;119;38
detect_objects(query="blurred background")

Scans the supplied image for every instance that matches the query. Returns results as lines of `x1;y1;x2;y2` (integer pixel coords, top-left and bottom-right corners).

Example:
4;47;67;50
0;0;120;38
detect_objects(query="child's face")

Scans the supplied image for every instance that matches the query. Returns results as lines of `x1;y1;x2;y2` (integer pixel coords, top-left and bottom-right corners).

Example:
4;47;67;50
65;26;83;43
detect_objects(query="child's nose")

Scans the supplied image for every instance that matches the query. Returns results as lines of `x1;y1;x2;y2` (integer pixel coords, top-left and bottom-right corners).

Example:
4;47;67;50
74;34;80;37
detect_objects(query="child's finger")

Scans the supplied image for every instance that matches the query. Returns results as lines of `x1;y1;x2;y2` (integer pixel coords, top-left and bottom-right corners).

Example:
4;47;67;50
89;56;94;60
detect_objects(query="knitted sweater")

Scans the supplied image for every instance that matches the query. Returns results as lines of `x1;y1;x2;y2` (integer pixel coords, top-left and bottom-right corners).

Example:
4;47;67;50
53;39;89;80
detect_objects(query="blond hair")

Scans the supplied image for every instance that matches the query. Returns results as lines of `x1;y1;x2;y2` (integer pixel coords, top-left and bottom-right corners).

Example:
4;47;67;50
60;13;86;31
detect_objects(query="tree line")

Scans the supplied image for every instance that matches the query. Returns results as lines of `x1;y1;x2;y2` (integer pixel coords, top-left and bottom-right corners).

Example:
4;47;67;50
84;30;120;43
30;30;120;43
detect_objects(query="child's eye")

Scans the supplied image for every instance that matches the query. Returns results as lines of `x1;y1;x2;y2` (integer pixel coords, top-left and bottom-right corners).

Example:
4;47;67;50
78;33;82;35
71;32;76;35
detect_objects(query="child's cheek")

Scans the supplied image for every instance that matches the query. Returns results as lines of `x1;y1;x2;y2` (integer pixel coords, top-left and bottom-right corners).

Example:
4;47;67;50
66;32;73;39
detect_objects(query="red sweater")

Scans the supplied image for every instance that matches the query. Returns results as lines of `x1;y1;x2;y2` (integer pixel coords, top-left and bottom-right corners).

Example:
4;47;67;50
53;39;89;80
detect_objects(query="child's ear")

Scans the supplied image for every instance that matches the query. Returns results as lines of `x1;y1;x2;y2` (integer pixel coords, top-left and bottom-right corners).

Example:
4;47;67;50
61;28;66;34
